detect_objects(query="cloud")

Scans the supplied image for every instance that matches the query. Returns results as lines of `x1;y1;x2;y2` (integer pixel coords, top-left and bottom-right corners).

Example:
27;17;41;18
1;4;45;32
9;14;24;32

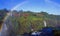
5;0;28;20
45;0;60;7
11;0;28;11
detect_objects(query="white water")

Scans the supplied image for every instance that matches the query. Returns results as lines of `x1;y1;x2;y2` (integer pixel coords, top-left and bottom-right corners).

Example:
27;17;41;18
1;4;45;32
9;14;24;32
43;20;47;27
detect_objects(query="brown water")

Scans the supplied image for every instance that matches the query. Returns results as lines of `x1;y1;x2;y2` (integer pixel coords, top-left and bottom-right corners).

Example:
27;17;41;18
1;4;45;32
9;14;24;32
0;24;2;31
0;24;2;29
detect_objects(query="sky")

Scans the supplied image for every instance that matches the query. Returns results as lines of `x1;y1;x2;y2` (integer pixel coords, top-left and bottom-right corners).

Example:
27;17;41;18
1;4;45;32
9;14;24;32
0;0;60;15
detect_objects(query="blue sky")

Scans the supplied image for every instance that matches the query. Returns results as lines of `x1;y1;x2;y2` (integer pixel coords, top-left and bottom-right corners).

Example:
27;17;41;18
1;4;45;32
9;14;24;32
0;0;60;15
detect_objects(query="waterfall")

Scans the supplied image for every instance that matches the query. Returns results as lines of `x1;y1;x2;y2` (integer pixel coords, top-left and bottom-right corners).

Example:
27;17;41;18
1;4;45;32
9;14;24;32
43;20;47;27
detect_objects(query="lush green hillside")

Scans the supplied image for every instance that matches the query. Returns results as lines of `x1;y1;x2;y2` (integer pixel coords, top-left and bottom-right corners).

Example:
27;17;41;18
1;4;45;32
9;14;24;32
0;9;60;34
8;11;60;34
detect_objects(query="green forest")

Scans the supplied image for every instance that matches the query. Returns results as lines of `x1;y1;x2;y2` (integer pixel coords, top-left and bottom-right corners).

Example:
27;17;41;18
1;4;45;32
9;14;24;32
0;9;60;34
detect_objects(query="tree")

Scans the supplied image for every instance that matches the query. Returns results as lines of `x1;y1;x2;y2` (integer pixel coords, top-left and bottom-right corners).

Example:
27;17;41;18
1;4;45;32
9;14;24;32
40;11;48;15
